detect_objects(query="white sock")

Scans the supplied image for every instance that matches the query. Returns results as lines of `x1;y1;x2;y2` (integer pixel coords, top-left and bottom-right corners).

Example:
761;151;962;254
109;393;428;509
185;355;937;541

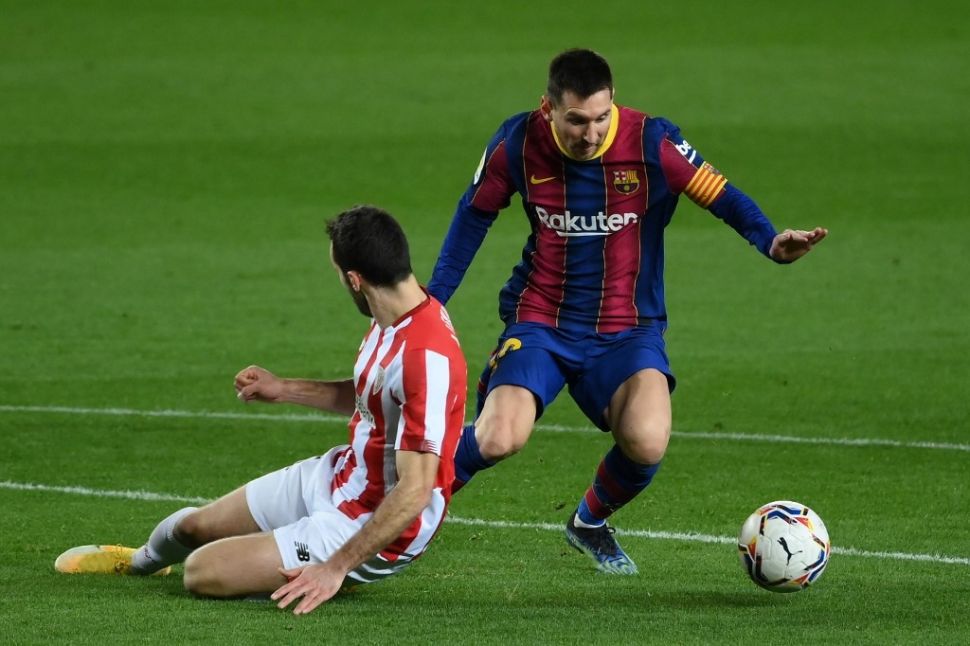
130;507;197;575
573;514;606;529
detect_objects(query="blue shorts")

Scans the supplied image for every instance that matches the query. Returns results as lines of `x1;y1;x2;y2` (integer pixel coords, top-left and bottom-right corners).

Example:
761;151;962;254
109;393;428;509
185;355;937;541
475;321;675;431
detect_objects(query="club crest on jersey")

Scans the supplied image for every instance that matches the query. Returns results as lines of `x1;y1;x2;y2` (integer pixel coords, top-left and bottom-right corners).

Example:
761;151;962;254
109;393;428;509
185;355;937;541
371;367;385;395
613;169;640;195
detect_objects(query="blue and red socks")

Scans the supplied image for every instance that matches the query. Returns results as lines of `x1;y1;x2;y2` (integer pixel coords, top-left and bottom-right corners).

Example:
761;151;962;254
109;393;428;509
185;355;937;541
451;424;494;494
575;444;660;527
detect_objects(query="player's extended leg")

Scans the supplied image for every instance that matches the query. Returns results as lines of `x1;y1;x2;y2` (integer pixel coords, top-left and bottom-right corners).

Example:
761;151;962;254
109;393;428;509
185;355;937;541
182;532;286;598
566;369;671;574
56;487;263;576
132;486;263;574
452;385;538;492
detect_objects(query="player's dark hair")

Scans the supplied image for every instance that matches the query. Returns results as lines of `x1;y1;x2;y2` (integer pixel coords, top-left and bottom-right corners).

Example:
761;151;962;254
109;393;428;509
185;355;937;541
326;205;413;287
546;48;613;105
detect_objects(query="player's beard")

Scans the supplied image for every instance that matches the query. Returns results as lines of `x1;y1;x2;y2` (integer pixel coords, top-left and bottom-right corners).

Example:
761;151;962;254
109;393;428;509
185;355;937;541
573;139;598;159
348;285;372;318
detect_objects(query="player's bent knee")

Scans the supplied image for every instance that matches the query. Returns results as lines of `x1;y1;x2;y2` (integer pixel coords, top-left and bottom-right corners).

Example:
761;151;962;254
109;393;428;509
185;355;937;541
476;386;537;461
182;551;217;597
476;420;530;461
618;422;671;464
174;510;211;549
477;436;520;461
183;550;234;598
628;441;667;465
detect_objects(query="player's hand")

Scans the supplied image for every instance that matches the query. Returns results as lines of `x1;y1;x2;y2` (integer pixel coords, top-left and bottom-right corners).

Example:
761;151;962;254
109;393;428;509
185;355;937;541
234;365;285;404
769;227;828;262
271;564;343;615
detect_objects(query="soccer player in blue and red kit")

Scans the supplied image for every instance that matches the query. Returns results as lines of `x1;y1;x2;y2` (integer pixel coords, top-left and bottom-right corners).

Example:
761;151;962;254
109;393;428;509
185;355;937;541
428;49;827;574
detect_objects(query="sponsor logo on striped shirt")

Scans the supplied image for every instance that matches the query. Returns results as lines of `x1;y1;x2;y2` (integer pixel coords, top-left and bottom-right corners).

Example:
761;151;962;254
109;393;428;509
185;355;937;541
536;206;638;237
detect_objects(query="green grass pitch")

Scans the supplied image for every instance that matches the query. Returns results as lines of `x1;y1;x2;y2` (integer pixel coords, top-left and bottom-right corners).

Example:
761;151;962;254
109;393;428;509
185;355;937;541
1;1;968;643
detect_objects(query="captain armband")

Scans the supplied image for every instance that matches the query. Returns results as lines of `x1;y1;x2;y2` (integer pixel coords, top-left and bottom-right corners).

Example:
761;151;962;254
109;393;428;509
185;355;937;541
683;162;728;208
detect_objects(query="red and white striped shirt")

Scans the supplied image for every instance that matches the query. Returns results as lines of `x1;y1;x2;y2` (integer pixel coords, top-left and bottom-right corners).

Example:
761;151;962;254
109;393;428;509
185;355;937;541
330;294;466;566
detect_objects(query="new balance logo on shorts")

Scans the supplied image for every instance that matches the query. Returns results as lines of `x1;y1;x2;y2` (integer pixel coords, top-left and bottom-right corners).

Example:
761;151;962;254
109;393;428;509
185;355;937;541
294;541;310;562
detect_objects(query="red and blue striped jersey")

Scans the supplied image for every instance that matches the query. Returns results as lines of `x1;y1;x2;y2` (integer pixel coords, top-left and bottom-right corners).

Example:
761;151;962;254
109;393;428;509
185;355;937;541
429;105;779;334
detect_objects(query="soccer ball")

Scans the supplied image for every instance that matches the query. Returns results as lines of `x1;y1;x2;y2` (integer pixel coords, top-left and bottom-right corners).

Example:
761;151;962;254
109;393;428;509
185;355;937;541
737;500;830;593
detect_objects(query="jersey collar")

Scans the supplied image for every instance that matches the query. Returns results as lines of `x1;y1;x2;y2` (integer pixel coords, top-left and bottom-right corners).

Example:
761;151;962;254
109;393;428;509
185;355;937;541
385;287;432;329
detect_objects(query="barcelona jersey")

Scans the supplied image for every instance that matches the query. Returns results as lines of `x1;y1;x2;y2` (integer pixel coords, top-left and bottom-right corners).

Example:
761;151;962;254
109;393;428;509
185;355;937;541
429;105;779;334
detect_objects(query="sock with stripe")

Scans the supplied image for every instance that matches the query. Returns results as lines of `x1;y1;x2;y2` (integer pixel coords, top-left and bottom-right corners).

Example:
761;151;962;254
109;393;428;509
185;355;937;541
575;444;661;526
451;424;494;494
130;507;197;575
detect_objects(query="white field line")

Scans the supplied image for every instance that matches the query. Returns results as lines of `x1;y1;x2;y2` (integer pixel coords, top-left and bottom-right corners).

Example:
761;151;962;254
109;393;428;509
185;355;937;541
2;404;969;453
0;480;211;505
0;404;347;426
3;480;968;567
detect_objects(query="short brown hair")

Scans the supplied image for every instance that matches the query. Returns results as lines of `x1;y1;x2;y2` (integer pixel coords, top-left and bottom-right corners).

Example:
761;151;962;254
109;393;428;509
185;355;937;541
326;205;413;287
546;48;613;105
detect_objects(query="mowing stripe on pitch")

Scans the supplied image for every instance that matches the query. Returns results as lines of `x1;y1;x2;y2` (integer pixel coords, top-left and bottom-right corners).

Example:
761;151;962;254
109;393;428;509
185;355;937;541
1;403;968;453
2;480;968;567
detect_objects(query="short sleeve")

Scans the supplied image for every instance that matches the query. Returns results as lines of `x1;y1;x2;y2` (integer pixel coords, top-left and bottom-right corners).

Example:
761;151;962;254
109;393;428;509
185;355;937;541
397;348;452;456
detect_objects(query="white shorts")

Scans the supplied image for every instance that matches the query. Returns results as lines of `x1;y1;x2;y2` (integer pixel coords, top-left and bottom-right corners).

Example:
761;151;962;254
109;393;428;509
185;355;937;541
245;446;411;584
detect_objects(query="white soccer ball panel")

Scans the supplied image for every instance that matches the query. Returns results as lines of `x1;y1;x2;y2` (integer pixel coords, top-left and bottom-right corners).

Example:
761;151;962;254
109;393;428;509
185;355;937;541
759;516;818;578
737;500;831;593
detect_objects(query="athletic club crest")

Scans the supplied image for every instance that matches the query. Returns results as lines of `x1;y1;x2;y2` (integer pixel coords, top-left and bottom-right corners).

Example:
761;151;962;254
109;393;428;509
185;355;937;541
613;169;640;194
371;367;385;395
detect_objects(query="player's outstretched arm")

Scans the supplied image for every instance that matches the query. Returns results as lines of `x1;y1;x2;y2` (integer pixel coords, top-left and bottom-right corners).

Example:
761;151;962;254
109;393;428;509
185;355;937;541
270;450;439;615
769;227;828;263
234;365;355;415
